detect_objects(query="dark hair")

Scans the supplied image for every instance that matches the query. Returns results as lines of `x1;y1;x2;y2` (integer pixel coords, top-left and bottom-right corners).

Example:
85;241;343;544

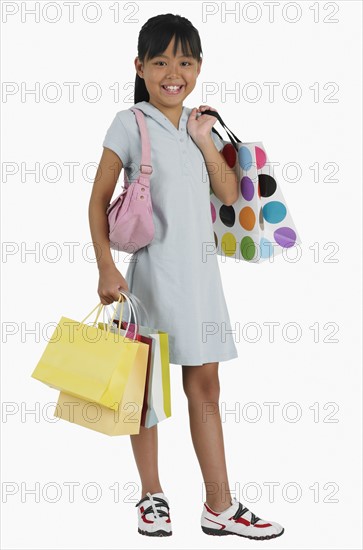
134;13;203;104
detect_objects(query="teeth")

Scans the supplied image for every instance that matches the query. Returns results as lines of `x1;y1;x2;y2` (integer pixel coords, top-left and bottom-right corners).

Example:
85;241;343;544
163;85;182;90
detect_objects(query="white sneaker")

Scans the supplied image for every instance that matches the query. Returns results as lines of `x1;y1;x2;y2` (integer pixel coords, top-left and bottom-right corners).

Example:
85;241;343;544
201;497;284;540
136;492;172;536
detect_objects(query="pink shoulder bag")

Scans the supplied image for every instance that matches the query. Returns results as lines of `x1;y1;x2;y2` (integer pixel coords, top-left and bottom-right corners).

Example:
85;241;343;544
106;108;154;253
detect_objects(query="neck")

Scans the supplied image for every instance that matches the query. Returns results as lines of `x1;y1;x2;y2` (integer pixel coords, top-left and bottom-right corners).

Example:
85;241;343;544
148;100;184;129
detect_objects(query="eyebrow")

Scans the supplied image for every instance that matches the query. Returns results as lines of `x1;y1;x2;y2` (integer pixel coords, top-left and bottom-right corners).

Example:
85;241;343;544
155;54;194;59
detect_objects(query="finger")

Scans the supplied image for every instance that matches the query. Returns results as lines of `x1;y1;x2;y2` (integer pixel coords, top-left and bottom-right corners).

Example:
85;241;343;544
100;295;114;305
199;105;217;112
189;107;199;119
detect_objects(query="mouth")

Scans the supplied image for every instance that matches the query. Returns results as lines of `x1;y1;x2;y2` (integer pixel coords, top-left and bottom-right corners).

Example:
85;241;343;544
161;84;184;95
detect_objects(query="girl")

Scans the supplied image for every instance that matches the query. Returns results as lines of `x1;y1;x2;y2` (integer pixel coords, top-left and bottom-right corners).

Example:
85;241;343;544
89;13;284;540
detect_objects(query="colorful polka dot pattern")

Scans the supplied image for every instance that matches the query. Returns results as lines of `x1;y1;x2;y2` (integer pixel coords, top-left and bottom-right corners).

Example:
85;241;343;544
210;141;300;262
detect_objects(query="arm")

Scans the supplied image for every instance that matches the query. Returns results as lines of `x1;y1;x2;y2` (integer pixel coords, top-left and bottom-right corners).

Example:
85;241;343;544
198;136;239;206
187;105;239;206
88;147;129;304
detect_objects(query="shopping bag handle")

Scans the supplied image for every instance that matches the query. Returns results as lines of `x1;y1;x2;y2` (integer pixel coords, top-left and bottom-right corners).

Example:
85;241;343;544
103;292;139;340
77;294;130;341
101;293;138;341
103;294;127;338
111;289;149;327
78;301;107;327
201;109;242;152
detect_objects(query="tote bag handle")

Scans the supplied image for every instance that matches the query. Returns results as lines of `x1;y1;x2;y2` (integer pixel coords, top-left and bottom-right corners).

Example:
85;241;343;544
202;109;242;152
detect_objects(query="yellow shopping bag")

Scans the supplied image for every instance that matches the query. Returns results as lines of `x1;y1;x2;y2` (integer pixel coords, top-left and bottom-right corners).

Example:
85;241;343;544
31;295;149;411
54;334;149;436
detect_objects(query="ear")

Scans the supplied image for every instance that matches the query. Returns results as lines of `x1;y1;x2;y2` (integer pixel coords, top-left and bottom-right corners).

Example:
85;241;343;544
196;57;203;77
134;57;144;78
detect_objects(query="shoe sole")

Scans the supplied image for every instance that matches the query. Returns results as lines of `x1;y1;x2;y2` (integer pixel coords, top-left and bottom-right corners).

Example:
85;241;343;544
138;528;172;537
201;526;284;540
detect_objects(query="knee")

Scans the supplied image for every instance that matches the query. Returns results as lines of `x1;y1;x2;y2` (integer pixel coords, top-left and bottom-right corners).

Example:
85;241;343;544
182;377;220;402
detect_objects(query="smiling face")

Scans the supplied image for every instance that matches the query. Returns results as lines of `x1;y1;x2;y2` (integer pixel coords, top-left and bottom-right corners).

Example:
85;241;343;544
135;35;202;113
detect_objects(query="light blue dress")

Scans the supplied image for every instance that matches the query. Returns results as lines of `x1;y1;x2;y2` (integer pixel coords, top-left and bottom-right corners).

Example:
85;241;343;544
102;101;238;366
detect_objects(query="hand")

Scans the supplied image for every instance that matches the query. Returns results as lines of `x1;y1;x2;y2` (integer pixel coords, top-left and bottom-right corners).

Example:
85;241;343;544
187;105;218;147
98;264;129;305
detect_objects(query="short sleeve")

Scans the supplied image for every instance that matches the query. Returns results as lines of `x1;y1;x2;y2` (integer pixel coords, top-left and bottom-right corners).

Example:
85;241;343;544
102;112;131;167
210;129;224;152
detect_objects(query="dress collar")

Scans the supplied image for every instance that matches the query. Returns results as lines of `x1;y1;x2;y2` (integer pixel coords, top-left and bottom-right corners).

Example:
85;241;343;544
131;100;190;135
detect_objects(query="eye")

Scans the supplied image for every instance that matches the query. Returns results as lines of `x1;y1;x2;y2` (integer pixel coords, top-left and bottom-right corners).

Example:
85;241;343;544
153;60;192;66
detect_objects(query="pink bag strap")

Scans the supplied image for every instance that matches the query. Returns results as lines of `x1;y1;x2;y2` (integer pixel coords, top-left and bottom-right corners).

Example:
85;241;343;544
127;107;153;184
122;107;153;190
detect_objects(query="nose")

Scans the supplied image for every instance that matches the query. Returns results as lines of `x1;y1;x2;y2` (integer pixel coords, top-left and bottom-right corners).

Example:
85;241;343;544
166;61;180;79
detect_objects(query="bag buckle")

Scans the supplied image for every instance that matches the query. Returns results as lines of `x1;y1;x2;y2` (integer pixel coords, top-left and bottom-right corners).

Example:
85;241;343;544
140;164;153;175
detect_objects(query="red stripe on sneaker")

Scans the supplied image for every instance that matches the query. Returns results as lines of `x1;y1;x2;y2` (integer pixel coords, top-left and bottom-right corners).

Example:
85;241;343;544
206;518;226;529
232;517;272;528
140;506;154;524
234;516;250;526
229;515;272;528
204;503;220;516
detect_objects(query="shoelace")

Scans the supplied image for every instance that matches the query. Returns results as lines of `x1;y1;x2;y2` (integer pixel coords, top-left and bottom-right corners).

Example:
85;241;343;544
232;501;261;525
135;492;170;520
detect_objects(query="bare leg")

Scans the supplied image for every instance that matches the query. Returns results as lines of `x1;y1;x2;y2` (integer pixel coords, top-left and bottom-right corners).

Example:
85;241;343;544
130;425;164;499
182;362;232;512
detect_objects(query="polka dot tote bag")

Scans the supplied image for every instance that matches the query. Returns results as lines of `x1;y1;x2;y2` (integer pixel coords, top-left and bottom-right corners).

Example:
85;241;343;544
206;109;302;263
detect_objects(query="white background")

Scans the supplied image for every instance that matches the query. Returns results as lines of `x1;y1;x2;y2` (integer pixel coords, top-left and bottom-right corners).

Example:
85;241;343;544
1;1;362;549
